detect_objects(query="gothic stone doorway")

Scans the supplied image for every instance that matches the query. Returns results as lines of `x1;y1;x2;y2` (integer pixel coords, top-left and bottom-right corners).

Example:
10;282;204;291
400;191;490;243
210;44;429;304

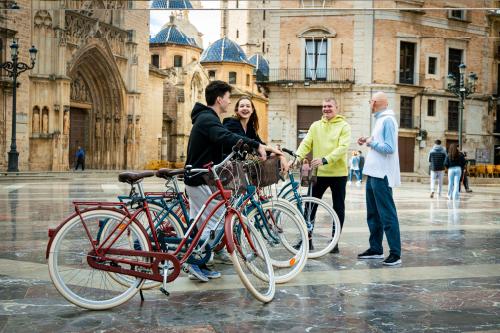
69;107;89;168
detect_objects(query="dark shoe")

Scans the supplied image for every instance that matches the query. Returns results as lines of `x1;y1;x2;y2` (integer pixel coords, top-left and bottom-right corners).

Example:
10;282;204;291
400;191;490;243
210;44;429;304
293;239;314;251
466;189;473;193
357;249;384;259
330;244;339;254
382;254;402;266
430;192;434;198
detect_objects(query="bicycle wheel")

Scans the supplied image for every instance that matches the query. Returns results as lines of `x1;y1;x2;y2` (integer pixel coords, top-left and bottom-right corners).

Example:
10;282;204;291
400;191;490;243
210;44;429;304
48;209;149;310
228;213;275;303
103;203;184;290
290;196;341;258
245;199;308;284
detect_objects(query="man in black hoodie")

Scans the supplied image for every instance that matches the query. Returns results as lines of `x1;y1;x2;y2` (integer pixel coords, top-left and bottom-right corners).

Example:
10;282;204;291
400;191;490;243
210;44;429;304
429;139;447;198
184;80;281;282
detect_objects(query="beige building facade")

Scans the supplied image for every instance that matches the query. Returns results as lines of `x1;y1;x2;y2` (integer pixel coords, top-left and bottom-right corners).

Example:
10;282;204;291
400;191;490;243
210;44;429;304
0;0;168;171
224;0;500;172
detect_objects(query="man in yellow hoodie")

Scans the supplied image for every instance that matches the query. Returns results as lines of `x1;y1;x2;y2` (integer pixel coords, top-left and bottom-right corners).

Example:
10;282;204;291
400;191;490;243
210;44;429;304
295;97;351;253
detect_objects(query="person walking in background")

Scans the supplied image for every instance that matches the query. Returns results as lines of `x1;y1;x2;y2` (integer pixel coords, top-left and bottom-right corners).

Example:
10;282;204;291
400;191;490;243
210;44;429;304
428;139;447;198
293;97;351;253
347;151;361;186
444;143;466;201
358;150;365;182
75;146;85;171
461;152;473;193
357;91;402;266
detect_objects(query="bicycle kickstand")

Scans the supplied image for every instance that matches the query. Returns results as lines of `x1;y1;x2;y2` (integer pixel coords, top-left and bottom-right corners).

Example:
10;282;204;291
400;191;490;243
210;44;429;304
160;262;170;297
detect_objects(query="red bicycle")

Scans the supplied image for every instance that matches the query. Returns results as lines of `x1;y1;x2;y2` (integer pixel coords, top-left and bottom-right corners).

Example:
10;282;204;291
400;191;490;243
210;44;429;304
46;143;275;310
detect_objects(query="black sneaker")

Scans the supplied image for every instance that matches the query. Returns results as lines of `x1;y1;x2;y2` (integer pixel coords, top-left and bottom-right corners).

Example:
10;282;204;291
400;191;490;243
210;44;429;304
293;239;314;251
357;249;384;259
382;254;402;266
330;244;339;253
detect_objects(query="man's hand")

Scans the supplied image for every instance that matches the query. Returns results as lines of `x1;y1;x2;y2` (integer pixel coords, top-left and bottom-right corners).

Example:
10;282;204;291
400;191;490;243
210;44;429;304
357;136;367;146
257;144;268;160
310;158;323;168
365;136;373;145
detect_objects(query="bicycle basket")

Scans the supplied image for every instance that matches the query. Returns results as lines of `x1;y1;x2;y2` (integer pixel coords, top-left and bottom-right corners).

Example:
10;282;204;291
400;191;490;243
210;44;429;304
202;160;246;194
244;157;281;188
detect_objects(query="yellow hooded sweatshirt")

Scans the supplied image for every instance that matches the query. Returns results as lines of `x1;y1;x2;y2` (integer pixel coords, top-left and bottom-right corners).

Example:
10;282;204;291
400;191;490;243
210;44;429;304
295;115;351;177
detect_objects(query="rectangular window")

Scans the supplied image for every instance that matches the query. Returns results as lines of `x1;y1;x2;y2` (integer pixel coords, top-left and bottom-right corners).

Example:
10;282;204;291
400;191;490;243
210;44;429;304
246;74;250;86
305;38;327;80
208;70;216;80
449;10;465;20
263;10;266;20
448;100;459;131
173;55;183;68
229;72;237;84
400;96;413;129
428;57;437;75
151;54;160;68
236;30;239;38
263;30;266;38
262;41;265;54
399;41;415;84
236;0;239;8
427;99;436;117
448;48;463;87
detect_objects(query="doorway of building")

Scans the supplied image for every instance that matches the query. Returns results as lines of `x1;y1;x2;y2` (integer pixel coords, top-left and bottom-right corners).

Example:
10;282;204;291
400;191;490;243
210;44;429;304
297;105;322;160
398;136;415;172
69;108;89;168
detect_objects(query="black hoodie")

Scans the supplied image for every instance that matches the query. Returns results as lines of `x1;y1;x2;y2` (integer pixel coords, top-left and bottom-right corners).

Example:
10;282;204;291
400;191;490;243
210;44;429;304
184;103;261;186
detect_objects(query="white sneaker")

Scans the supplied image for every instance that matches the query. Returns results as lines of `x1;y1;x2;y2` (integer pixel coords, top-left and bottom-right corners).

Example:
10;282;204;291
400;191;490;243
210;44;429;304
347;181;352;185
356;181;361;187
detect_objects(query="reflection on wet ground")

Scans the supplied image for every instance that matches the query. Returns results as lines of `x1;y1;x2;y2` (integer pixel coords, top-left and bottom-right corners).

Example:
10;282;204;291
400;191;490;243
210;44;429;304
0;177;499;332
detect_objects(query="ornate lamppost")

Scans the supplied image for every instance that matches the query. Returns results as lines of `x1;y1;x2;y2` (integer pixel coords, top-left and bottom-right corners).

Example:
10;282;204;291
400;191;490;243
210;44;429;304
0;38;37;172
446;63;478;150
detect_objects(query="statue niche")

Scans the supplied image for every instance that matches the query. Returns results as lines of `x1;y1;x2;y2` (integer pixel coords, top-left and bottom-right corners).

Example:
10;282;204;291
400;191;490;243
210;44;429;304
32;106;40;134
42;107;49;134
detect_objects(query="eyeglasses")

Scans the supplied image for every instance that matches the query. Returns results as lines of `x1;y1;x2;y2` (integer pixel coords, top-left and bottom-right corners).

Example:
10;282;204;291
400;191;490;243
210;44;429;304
368;99;376;104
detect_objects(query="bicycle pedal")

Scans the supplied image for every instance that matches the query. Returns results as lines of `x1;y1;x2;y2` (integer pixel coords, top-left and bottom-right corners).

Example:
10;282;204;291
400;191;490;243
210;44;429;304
159;287;170;296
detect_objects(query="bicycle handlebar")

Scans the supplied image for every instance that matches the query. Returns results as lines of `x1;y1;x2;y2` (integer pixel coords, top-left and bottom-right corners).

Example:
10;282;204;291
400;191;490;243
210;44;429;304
282;148;296;157
186;139;244;176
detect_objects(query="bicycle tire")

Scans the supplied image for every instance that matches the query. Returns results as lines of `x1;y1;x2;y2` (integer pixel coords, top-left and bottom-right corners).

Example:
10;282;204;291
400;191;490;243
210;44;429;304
228;212;275;303
48;209;150;310
245;199;308;284
289;196;341;258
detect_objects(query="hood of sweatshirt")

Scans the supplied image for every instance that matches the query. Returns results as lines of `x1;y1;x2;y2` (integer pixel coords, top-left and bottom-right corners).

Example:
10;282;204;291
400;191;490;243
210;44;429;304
430;144;446;154
191;102;217;124
321;114;347;124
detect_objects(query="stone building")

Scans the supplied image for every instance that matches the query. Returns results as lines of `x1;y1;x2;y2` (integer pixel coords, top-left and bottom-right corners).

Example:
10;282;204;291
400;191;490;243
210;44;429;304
222;0;500;172
0;0;168;171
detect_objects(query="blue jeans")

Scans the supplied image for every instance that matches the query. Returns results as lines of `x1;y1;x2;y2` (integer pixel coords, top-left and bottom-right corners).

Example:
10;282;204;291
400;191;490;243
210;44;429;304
366;176;401;257
349;169;361;182
447;166;461;200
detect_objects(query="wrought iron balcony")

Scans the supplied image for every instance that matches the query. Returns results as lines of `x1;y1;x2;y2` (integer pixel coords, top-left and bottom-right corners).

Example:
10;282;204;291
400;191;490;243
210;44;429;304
256;68;355;85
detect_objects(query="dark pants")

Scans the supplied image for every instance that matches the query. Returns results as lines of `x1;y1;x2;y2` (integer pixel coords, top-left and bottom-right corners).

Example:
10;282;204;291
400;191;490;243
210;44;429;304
307;176;347;234
366;176;401;257
75;158;85;171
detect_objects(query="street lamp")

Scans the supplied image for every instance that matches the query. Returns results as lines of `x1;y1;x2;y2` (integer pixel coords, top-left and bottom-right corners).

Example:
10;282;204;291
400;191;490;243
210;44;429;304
0;38;37;172
446;63;477;150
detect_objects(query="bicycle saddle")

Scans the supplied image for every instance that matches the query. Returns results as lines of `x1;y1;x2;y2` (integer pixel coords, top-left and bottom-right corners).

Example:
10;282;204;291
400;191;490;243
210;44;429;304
156;168;185;179
118;171;155;184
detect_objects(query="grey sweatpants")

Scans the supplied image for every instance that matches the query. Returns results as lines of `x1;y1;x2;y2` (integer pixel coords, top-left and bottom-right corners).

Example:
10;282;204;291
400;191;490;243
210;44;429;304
185;184;226;240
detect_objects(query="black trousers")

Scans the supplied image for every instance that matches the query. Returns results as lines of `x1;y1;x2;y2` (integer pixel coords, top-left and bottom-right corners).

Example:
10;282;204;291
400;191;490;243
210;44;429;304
75;158;85;170
307;176;347;233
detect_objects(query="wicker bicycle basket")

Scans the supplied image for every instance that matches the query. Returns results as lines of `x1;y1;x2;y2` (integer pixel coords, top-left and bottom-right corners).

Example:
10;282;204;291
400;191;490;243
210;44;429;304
202;160;247;194
243;157;281;188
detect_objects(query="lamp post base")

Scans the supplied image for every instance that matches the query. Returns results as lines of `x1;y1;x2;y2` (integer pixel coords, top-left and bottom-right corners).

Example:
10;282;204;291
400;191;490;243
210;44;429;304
7;150;19;172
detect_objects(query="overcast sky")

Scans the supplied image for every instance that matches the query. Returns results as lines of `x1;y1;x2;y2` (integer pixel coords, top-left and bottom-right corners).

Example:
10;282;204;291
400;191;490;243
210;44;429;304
149;2;222;49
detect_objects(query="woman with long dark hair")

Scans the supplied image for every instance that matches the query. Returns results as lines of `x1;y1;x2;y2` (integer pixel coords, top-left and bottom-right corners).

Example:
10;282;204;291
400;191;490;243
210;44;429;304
444;143;466;200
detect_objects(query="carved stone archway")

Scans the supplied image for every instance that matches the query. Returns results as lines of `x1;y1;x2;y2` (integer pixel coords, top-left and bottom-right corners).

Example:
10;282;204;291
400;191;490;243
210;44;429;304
68;44;126;169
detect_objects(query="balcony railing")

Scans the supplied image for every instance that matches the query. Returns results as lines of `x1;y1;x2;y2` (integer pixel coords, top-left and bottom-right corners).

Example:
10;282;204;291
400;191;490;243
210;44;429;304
256;68;355;84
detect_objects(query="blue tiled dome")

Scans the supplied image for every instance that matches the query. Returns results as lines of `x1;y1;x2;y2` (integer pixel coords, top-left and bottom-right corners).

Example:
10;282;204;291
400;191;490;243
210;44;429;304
249;54;269;79
151;0;193;9
150;25;199;48
200;37;250;64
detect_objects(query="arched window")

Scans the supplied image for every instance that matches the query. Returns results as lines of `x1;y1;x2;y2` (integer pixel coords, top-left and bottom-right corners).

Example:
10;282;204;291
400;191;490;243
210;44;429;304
174;55;183;67
151;54;160;68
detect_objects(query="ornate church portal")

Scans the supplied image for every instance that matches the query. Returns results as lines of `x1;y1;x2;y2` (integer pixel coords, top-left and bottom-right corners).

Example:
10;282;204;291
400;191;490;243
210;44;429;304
69;46;126;170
